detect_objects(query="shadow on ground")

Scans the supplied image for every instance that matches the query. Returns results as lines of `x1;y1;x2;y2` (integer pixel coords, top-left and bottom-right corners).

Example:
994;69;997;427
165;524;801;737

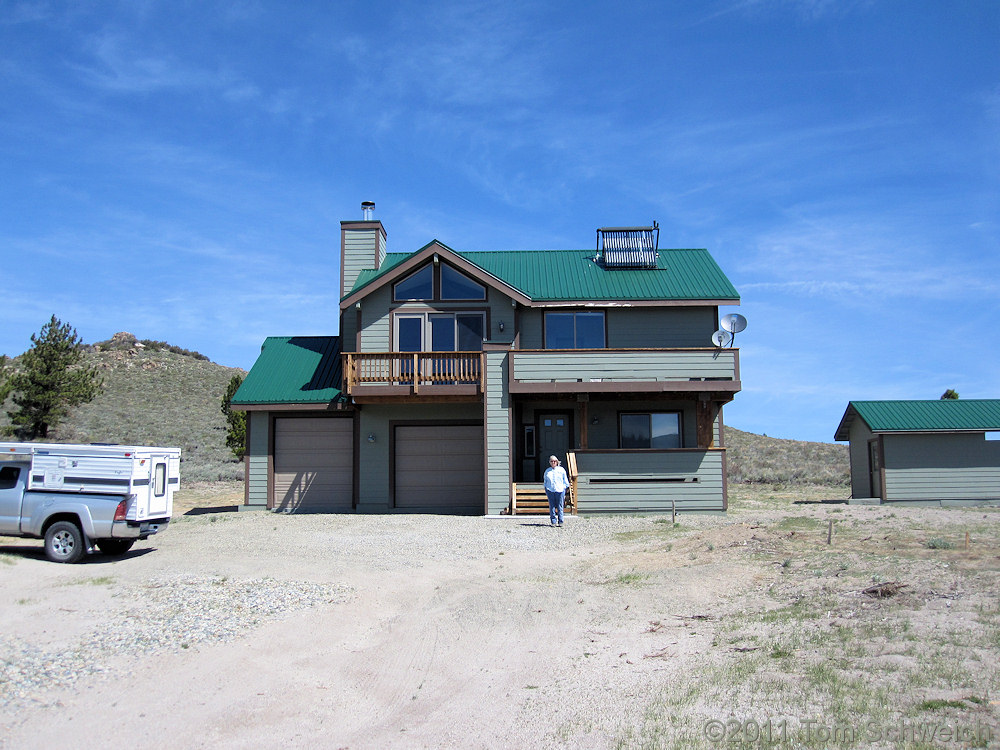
183;505;240;516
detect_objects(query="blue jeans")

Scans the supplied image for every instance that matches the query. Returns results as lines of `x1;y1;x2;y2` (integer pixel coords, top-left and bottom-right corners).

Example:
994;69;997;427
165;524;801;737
546;489;565;525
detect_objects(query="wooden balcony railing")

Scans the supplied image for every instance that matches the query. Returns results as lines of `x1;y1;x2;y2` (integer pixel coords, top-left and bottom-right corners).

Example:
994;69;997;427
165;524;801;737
344;352;484;394
508;348;740;394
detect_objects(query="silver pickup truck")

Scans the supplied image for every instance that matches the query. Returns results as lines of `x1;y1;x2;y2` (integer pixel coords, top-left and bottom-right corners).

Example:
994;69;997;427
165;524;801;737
0;443;179;563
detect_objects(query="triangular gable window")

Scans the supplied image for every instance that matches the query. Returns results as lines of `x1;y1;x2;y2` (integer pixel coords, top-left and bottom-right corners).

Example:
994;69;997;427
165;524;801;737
392;262;486;302
393;265;433;301
441;263;486;300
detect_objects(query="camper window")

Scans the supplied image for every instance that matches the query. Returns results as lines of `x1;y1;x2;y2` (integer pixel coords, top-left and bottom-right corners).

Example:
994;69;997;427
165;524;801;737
154;463;167;497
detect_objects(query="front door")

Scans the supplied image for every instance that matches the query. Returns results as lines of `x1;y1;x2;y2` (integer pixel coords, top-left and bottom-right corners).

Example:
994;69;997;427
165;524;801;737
537;412;571;481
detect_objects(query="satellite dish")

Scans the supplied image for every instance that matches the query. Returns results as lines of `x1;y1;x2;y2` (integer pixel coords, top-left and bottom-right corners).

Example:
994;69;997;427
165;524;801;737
711;330;733;348
720;314;747;334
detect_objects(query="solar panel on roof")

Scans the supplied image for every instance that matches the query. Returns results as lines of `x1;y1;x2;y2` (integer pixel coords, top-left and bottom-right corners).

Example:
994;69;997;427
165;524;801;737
597;224;659;268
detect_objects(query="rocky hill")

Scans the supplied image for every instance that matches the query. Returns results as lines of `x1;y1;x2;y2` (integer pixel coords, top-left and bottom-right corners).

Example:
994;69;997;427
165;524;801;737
1;333;245;482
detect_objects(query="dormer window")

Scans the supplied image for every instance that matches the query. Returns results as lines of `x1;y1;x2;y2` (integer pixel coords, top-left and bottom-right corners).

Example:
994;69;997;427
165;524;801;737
393;262;486;302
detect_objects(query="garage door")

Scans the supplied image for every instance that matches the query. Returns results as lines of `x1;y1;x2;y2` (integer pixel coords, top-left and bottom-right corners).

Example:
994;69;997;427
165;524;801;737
394;424;484;513
274;417;353;512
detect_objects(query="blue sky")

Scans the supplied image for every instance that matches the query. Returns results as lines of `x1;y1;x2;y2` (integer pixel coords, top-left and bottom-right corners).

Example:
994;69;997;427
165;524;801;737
2;1;998;442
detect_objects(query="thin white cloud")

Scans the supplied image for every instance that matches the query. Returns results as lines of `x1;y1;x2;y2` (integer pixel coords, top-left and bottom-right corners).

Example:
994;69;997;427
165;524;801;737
740;217;1000;304
0;1;50;24
70;29;259;106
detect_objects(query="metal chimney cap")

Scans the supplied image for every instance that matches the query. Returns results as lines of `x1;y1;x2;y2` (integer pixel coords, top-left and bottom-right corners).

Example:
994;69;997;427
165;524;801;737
361;201;375;209
361;201;375;220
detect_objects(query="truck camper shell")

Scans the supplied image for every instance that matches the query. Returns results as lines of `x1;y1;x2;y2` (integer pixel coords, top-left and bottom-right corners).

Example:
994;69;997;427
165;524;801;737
0;442;180;521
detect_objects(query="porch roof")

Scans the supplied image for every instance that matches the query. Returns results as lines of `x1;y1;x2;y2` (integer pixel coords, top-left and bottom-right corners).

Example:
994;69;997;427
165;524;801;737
231;336;346;408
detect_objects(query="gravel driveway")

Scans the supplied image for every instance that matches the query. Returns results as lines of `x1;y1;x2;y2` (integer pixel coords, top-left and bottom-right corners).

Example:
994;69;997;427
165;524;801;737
2;493;997;749
0;508;731;749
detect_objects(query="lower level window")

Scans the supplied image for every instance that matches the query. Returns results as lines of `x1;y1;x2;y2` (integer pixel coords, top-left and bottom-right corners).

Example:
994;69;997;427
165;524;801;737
620;412;681;449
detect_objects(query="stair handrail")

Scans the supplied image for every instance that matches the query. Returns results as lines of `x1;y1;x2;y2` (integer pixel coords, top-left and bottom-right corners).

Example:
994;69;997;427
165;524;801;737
566;452;579;514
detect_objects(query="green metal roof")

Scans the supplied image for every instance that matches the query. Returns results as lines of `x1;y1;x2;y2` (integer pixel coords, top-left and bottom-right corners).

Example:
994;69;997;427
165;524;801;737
347;244;739;303
835;399;1000;440
231;336;345;406
353;252;410;291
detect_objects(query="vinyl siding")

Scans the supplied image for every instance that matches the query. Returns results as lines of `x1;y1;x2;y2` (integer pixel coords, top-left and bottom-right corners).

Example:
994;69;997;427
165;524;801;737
574;450;725;513
484;349;512;514
519;308;543;349
342;227;381;299
340;307;359;352
883;433;1000;502
360;285;392;352
511;349;737;383
608;307;717;348
246;411;269;507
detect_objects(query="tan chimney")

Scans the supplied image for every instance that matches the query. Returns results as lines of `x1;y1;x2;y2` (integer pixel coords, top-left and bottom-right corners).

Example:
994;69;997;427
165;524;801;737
340;201;386;299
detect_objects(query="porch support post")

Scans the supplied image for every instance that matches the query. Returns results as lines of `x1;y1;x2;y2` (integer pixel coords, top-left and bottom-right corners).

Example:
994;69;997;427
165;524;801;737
578;394;589;449
696;395;716;449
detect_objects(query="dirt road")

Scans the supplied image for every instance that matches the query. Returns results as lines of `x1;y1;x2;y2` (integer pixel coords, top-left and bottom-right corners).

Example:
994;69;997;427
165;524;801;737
1;486;997;748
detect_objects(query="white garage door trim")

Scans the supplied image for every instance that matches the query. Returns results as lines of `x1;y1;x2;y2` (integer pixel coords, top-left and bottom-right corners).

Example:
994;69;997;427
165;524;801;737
273;417;353;512
393;424;484;514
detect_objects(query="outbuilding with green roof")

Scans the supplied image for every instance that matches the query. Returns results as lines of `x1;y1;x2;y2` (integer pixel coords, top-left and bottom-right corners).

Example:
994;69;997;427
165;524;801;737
835;400;1000;505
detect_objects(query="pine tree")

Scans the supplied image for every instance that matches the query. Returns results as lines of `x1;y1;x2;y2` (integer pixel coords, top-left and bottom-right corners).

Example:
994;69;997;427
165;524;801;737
0;355;11;405
6;316;102;439
940;389;959;400
221;373;246;459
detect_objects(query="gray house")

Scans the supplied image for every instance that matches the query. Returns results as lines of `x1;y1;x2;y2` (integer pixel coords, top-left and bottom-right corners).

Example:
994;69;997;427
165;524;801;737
834;400;1000;505
232;208;743;515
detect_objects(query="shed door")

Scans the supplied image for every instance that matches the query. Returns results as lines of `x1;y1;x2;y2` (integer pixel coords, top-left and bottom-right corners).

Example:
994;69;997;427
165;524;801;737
274;417;353;512
868;439;882;499
394;425;484;513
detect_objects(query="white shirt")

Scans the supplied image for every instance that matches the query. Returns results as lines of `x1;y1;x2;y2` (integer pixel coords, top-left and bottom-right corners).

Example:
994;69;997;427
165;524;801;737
544;464;569;493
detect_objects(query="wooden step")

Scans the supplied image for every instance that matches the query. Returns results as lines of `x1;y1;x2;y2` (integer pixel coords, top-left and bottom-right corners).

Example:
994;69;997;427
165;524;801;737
511;483;576;515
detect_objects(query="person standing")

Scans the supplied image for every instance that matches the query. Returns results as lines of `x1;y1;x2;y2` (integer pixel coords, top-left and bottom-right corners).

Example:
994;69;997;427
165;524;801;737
544;455;570;527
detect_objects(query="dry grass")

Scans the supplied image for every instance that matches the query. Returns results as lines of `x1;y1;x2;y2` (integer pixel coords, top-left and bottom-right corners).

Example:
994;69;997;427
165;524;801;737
0;346;246;482
725;427;850;486
616;483;1000;749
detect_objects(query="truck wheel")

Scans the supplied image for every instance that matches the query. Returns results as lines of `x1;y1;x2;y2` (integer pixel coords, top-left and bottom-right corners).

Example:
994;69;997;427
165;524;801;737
96;539;135;556
44;521;86;564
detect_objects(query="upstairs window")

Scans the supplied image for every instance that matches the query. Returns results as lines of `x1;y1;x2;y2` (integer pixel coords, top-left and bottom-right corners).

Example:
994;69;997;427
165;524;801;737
441;264;486;300
544;311;605;349
393;262;486;302
620;412;682;449
393;265;434;301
